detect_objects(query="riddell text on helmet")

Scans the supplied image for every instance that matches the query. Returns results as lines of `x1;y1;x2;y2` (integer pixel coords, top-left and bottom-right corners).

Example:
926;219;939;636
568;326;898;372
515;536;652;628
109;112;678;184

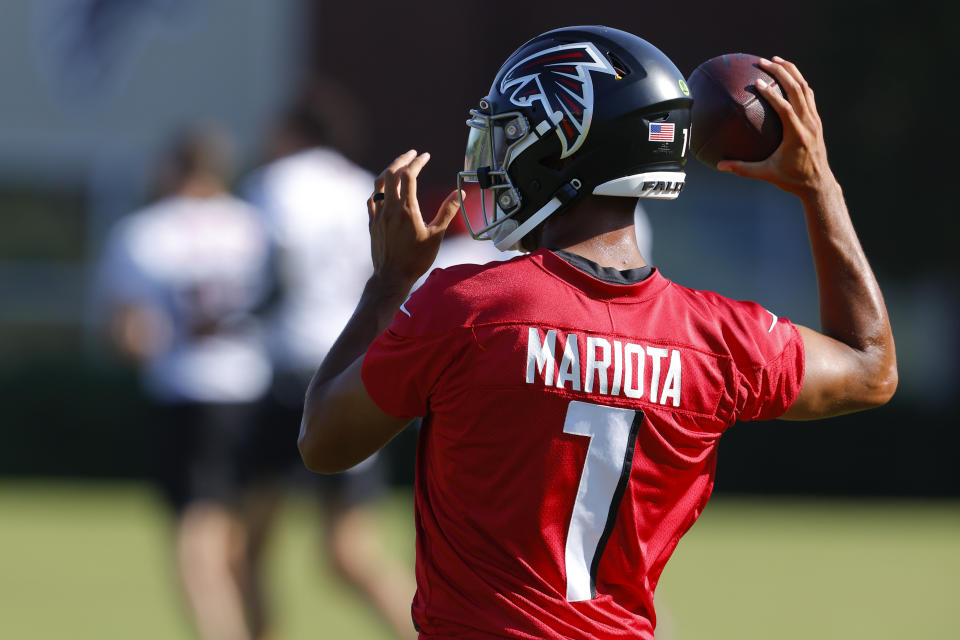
525;327;682;407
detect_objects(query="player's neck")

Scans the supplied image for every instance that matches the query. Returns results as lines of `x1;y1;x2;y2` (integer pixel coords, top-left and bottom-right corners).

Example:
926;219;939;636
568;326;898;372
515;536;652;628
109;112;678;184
539;197;647;270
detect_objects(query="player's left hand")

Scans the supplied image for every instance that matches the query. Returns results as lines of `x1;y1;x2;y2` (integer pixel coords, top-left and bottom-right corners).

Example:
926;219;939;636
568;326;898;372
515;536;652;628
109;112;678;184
367;150;462;289
717;57;836;199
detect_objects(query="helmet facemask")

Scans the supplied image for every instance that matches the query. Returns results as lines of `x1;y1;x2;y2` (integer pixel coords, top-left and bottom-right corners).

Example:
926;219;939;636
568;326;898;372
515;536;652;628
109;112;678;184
458;103;584;252
457;104;535;249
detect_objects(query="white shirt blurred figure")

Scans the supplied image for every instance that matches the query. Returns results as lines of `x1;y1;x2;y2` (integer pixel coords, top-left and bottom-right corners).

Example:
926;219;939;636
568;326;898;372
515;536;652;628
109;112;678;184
245;148;372;382
241;83;419;640
101;195;271;405
97;125;272;640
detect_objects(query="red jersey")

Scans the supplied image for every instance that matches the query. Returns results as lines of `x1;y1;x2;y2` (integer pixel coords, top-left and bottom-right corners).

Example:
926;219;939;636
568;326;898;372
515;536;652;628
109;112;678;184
362;249;804;639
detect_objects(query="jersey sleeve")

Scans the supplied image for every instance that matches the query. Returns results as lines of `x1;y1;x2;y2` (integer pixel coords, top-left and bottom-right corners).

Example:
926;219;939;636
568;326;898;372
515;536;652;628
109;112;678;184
361;270;474;419
723;299;805;422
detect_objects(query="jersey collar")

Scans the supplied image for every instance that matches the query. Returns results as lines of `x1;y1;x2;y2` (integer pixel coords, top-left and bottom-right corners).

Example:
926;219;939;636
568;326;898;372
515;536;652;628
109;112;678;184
551;248;654;285
532;249;670;302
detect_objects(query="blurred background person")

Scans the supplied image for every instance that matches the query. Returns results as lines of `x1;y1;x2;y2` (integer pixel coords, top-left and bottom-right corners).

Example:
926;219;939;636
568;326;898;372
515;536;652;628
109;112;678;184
241;84;418;640
98;125;272;640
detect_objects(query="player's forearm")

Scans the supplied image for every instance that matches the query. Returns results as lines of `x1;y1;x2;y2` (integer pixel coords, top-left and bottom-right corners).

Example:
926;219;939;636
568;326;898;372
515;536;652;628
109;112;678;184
300;154;462;471
299;273;414;472
800;177;897;394
309;273;414;389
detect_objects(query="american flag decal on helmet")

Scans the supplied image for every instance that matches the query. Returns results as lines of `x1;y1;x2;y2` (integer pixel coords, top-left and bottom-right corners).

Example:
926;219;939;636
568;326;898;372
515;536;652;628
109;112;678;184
499;42;618;158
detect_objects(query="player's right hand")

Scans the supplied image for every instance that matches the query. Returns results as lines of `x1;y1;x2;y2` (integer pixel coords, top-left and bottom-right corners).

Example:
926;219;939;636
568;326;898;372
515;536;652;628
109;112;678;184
717;57;836;199
366;150;462;290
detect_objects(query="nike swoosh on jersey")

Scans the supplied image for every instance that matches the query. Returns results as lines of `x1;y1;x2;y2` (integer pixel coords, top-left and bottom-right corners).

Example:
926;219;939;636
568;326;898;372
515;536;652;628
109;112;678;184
765;309;778;333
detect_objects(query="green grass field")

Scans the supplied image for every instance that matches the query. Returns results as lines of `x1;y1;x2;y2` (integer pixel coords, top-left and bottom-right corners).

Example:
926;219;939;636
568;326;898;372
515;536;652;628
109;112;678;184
1;482;957;639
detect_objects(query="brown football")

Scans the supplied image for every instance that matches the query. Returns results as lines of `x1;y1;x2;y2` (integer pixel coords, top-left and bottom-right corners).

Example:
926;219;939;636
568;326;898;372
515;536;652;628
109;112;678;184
687;53;786;169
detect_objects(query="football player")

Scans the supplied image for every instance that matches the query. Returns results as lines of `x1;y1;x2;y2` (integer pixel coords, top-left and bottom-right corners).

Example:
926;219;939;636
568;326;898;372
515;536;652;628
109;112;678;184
298;26;897;639
99;125;272;640
242;87;418;640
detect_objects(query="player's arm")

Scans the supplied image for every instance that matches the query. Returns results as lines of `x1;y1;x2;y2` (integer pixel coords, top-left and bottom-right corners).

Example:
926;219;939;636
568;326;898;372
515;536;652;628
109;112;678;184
298;150;461;473
719;57;897;420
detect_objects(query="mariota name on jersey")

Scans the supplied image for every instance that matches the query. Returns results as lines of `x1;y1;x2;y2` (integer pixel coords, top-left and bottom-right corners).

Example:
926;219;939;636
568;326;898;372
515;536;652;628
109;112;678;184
524;327;681;407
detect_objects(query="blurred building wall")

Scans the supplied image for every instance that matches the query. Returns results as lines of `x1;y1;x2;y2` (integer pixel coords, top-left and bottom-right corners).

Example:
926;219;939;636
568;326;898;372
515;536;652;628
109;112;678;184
0;0;304;328
1;0;304;180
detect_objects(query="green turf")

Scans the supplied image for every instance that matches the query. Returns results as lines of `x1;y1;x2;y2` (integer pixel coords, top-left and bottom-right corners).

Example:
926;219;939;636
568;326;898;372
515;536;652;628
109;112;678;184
0;482;957;639
655;499;960;640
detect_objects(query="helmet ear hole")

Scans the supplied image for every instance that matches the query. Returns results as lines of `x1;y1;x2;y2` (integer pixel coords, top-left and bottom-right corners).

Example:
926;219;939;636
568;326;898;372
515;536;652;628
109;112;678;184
606;51;631;77
539;153;575;173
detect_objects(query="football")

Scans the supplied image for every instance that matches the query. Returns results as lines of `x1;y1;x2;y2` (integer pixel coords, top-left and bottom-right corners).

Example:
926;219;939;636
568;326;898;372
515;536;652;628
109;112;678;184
687;53;785;169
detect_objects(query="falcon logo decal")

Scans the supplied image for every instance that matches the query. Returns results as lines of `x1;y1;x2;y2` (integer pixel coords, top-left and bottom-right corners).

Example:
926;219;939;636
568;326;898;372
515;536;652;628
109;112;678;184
499;42;618;158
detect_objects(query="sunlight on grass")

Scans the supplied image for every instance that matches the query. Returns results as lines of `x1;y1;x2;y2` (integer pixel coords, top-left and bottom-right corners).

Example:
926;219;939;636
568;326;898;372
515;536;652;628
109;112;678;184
656;499;960;640
0;483;956;639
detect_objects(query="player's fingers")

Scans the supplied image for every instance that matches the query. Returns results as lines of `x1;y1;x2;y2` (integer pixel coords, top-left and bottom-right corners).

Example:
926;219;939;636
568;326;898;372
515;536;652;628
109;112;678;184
754;76;804;133
800;79;821;128
374;153;404;196
399;152;431;207
428;189;465;234
803;85;822;132
772;56;809;95
382;149;418;205
759;58;809;121
385;149;417;173
773;56;818;124
367;191;385;228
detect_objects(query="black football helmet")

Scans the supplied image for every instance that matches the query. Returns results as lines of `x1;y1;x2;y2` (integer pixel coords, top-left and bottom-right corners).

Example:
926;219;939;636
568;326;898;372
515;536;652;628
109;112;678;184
458;26;693;251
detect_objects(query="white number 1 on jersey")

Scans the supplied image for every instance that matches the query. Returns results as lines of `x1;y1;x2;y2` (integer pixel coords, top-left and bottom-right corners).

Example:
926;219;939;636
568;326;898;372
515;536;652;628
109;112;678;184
562;400;643;602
